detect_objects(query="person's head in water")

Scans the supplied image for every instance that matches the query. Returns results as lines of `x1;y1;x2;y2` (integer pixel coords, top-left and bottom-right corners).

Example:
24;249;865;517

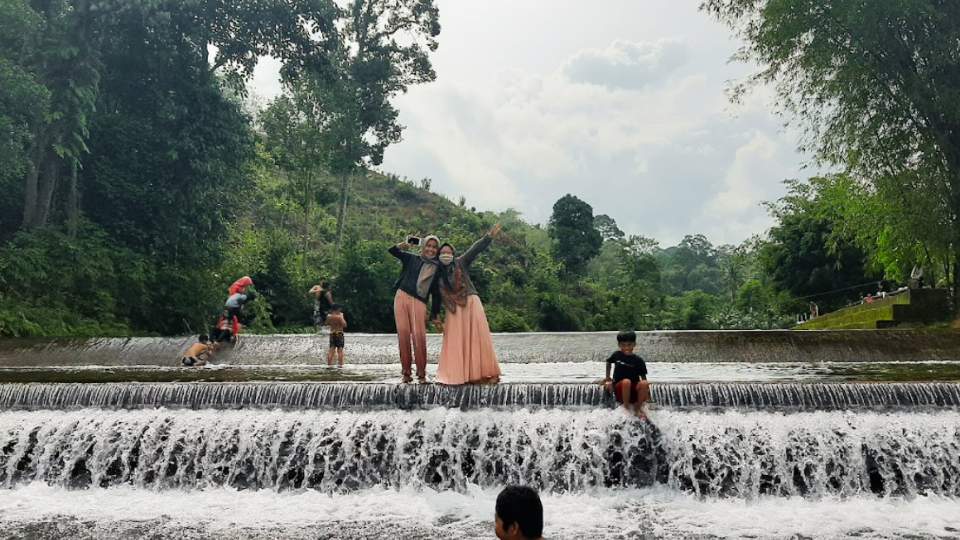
495;485;544;540
421;235;440;259
617;330;637;355
198;334;209;344
438;243;455;266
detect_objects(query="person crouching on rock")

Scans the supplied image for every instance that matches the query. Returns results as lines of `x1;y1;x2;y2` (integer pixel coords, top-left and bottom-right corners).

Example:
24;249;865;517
602;330;650;417
181;334;216;367
389;235;442;384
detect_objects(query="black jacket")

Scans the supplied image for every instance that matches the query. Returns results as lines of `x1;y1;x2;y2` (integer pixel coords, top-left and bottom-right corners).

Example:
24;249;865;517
389;245;442;319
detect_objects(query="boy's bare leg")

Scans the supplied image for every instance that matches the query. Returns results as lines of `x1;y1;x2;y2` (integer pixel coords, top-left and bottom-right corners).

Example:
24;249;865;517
337;348;344;367
616;379;632;410
327;348;335;366
636;380;651;404
633;381;651;418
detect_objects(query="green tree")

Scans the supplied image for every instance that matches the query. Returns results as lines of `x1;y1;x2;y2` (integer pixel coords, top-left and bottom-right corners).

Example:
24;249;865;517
548;194;602;274
659;234;722;294
594;214;625;242
761;179;880;310
703;0;960;307
299;0;441;257
0;0;48;235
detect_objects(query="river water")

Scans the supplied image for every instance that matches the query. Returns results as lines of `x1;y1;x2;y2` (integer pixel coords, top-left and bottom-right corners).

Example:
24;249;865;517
0;333;958;538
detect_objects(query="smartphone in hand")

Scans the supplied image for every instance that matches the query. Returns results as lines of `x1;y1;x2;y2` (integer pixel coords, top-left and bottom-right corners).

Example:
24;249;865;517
407;235;421;246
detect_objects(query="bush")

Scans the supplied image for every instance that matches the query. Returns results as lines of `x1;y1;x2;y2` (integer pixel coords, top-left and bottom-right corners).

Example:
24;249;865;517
485;305;532;332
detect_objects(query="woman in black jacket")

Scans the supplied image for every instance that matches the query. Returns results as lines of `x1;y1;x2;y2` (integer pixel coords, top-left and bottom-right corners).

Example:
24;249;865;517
389;235;442;383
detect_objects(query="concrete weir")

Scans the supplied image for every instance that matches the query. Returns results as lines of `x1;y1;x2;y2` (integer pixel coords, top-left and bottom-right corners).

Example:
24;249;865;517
1;381;958;411
2;329;960;366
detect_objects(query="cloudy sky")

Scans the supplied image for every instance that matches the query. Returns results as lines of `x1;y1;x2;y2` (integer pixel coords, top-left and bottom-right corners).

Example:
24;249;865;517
252;0;812;246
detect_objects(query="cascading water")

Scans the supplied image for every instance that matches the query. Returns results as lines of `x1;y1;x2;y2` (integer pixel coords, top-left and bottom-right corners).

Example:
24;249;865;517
1;331;959;538
1;408;957;498
1;382;959;410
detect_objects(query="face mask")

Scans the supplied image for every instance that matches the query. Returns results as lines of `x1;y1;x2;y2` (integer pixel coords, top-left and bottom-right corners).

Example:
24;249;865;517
439;254;454;265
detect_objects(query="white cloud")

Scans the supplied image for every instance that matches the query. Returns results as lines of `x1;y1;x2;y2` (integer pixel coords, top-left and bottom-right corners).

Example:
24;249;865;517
250;0;813;247
564;39;688;89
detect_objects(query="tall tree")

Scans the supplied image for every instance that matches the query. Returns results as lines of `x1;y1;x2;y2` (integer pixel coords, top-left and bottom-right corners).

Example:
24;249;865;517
0;0;48;235
9;0;344;233
19;0;101;230
316;0;441;257
594;214;625;242
703;0;960;306
549;194;602;274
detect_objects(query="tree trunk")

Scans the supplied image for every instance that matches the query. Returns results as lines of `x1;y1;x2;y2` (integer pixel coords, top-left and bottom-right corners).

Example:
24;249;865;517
67;160;80;237
335;172;350;260
21;131;47;229
22;156;40;229
302;171;312;274
35;149;61;228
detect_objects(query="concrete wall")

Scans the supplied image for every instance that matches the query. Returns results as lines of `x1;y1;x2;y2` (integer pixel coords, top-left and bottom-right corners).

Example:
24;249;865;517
3;329;960;366
797;289;951;330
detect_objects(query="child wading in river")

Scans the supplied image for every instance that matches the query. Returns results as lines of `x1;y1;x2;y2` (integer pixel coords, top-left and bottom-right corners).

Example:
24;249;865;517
325;305;347;367
602;330;650;417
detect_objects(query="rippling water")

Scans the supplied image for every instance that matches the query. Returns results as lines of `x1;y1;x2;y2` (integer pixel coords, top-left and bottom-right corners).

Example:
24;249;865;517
1;484;958;539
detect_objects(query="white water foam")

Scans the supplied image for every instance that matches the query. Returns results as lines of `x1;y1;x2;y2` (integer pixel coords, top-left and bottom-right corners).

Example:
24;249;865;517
1;408;958;497
0;483;957;539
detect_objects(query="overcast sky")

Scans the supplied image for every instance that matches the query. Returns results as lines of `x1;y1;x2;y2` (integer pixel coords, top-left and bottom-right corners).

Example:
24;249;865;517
251;0;812;246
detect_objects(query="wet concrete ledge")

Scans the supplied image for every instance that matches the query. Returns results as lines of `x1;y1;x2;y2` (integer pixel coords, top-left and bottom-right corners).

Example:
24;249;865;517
3;330;960;366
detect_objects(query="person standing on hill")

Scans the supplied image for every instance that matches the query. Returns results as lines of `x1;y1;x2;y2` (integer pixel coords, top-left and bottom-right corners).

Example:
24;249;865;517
389;235;442;383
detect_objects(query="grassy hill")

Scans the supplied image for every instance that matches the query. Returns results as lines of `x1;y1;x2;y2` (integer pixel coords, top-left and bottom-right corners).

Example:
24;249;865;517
227;164;548;334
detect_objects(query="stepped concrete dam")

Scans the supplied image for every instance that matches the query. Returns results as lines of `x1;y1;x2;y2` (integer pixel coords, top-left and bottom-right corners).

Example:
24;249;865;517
1;329;958;538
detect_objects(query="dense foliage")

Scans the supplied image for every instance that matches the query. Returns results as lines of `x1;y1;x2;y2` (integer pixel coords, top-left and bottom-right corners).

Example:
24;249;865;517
0;0;938;336
702;0;960;309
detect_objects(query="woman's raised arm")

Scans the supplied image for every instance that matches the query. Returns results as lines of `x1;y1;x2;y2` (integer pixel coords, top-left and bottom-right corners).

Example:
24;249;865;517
461;224;500;266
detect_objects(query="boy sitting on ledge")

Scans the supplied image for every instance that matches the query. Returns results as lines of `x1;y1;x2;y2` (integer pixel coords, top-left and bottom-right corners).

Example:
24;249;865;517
602;330;650;417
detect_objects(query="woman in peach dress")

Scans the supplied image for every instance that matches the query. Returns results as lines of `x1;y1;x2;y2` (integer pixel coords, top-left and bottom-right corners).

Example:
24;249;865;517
435;224;503;384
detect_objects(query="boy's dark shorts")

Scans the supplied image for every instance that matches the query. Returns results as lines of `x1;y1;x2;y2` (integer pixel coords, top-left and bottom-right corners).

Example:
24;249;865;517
329;331;345;349
181;356;199;367
612;378;647;404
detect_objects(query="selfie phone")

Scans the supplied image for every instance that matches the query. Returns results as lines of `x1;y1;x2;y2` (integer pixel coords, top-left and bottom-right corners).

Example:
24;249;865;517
407;235;421;246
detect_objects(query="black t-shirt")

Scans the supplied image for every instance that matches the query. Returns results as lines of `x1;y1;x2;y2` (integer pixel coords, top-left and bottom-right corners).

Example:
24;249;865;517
606;351;647;383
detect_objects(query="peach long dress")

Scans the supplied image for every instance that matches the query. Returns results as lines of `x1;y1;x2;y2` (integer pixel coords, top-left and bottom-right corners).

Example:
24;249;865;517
437;295;501;384
436;236;501;385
